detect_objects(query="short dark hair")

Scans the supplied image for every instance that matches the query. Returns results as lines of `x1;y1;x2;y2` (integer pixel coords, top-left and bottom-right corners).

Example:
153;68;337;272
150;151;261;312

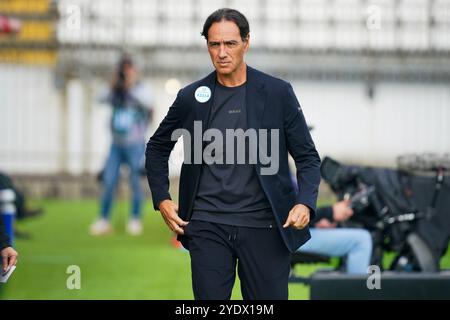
201;8;250;41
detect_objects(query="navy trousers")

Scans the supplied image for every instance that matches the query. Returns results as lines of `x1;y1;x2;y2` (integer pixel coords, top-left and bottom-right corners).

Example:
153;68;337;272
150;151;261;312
185;220;291;300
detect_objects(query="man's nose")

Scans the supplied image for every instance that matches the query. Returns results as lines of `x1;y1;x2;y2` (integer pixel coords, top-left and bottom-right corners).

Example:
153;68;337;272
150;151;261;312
218;43;227;58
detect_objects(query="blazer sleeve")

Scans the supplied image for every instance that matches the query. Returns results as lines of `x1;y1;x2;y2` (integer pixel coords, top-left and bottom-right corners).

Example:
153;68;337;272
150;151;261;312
283;83;321;220
0;216;11;251
145;89;185;211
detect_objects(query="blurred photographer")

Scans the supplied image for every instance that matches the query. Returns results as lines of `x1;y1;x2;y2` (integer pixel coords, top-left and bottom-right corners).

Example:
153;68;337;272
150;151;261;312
297;199;373;274
90;55;153;236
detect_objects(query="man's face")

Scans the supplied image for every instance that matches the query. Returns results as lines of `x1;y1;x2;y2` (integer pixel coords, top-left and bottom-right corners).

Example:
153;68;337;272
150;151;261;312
207;20;249;76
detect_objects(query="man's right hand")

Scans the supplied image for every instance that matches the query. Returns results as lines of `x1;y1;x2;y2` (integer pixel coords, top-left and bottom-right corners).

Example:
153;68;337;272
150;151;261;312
158;199;188;235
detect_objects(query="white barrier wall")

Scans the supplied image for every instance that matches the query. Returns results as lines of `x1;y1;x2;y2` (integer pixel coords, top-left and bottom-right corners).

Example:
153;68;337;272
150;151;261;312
0;65;61;173
298;81;450;165
1;65;449;174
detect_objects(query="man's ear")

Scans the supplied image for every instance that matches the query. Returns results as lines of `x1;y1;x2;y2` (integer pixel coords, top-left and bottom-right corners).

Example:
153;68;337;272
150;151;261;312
244;34;250;52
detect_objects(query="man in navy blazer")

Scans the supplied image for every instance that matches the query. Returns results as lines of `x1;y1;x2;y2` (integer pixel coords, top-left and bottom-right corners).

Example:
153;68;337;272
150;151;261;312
146;8;321;300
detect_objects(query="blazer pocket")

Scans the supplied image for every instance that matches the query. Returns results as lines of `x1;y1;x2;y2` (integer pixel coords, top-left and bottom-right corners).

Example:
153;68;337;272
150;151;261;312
184;220;196;237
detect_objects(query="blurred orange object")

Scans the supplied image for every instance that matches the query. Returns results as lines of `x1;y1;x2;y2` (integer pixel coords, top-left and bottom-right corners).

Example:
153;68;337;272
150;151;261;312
171;235;182;249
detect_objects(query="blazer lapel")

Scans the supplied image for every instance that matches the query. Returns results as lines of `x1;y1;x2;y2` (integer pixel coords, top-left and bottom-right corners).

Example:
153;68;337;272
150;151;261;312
246;66;266;131
194;70;216;129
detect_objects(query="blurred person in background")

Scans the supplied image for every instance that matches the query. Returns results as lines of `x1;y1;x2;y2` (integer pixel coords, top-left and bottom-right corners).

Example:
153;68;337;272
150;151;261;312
288;126;371;274
297;199;373;274
90;55;153;236
0;171;43;239
1;215;18;274
0;172;43;221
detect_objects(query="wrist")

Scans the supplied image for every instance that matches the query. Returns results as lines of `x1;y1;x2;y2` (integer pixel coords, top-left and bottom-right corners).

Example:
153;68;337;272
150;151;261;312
294;204;311;217
158;199;171;209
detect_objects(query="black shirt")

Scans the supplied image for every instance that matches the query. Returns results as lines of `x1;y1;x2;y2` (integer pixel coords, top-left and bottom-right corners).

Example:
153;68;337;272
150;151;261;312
192;81;275;228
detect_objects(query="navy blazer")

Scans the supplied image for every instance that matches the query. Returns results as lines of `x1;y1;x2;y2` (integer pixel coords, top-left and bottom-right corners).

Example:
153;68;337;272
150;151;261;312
146;66;321;252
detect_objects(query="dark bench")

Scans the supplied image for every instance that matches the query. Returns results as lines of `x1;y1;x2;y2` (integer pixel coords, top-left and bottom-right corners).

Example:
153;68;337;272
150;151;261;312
289;252;333;284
